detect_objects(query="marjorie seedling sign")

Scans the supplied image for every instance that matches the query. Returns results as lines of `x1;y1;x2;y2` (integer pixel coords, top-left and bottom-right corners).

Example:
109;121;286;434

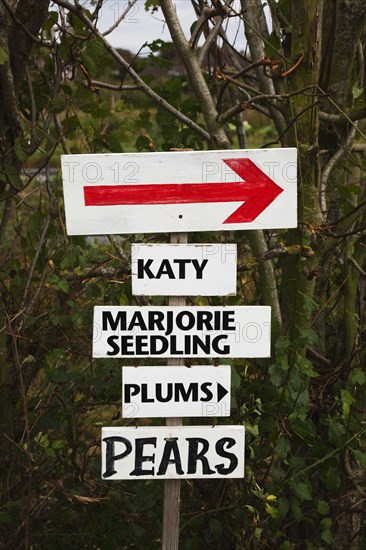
93;306;271;358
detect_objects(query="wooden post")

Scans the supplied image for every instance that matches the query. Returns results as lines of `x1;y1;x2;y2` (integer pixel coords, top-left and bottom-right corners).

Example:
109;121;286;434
162;232;187;550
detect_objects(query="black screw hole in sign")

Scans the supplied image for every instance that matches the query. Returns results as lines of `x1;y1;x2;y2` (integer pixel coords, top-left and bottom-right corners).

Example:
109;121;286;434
179;215;183;219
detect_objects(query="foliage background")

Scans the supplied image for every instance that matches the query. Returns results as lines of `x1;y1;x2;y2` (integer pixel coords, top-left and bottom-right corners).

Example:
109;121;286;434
0;0;365;548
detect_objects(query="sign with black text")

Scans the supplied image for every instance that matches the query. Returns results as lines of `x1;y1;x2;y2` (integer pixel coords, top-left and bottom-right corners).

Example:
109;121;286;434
101;426;245;480
122;365;231;418
131;243;237;296
93;306;271;358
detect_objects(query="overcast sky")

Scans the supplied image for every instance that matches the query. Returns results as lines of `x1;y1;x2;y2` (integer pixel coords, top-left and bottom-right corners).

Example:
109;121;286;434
95;0;246;55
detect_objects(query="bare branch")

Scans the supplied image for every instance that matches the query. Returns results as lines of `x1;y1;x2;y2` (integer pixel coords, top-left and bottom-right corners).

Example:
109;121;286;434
240;0;286;136
102;0;138;37
197;17;223;66
319;107;366;125
20;186;53;311
81;80;140;92
53;0;210;141
54;113;71;155
320;125;357;215
160;0;230;148
349;257;366;277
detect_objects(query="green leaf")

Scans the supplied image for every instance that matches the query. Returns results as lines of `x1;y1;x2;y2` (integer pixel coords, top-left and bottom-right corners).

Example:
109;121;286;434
44;10;59;31
291;480;312;501
272;467;286;484
80;52;96;74
147;39;165;52
352;84;363;99
145;0;160;13
0;47;8;65
341;389;355;418
290;498;302;520
275;437;291;459
328;420;346;447
288;414;316;442
0;513;12;524
56;279;69;294
297;327;318;347
87;36;105;60
264;31;281;57
269;362;288;387
321;529;333;544
298;293;318;316
14;138;28;162
278;496;289;518
320;466;341;491
3;164;22;188
350;368;366;386
317;500;330;515
52;439;65;450
320;518;333;544
351;449;366;468
230;363;241;389
209;518;223;540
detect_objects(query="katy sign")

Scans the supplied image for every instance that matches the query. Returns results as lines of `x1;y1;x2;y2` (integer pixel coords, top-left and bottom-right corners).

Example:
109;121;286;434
61;148;297;481
131;243;237;296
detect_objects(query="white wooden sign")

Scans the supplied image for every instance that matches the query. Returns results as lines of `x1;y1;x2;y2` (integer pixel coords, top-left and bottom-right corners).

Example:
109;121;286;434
93;306;271;358
131;243;237;296
122;365;231;418
101;425;245;480
61;149;297;235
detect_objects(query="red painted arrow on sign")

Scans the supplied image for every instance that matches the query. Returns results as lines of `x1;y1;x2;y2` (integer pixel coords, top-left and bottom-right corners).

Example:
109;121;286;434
83;158;284;223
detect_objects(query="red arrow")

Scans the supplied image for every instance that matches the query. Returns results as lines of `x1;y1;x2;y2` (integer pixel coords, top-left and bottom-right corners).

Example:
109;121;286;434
83;158;283;223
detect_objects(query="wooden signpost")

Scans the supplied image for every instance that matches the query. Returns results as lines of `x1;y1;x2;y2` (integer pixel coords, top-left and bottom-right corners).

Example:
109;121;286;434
60;148;297;550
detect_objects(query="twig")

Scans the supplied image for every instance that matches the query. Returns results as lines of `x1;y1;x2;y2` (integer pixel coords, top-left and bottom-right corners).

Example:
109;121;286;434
20;178;53;310
319;107;366;125
320;125;357;215
307;346;331;366
102;0;138;36
311;276;349;326
198;17;223;66
54;113;71;155
238;244;314;271
349;257;366;277
318;86;366;141
25;66;37;129
81;80;139;92
107;235;130;266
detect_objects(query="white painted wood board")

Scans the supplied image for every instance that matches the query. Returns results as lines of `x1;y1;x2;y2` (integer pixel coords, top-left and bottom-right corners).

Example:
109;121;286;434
93;305;271;358
101;425;245;480
131;243;237;296
122;365;231;418
61;149;297;235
